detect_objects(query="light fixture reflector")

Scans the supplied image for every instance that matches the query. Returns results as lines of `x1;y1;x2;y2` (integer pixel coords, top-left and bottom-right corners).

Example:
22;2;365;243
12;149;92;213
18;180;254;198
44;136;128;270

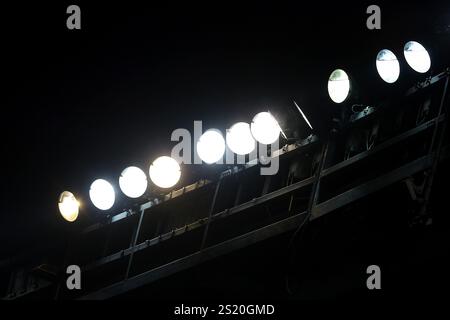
197;129;226;164
376;49;400;83
404;41;431;73
89;179;115;211
226;122;256;155
119;166;148;198
58;191;79;222
328;69;350;104
250;112;281;145
149;156;181;189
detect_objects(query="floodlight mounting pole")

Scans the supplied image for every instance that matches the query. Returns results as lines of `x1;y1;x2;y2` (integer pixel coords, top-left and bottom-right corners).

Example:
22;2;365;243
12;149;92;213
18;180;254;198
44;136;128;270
125;208;146;280
200;176;223;250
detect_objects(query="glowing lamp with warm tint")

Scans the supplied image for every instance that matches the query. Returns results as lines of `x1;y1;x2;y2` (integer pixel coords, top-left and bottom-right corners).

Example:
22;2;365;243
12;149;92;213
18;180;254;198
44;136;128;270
58;191;80;222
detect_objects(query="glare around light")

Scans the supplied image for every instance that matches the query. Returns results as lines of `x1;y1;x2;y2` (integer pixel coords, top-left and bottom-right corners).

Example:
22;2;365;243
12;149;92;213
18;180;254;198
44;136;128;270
58;191;79;222
119;166;148;198
89;179;115;211
376;49;400;83
328;69;350;104
404;41;431;73
197;129;226;164
149;156;181;189
226;122;256;155
250;112;281;145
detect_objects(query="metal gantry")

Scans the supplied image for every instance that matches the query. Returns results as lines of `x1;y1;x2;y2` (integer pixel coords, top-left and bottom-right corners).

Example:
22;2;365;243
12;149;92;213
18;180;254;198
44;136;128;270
1;68;449;300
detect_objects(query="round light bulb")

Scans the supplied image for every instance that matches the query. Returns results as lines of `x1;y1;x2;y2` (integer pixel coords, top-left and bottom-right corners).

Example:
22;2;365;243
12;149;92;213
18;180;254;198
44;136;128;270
89;179;115;211
376;49;400;83
119;166;148;198
250;112;281;145
197;129;226;164
404;41;431;73
149;156;181;189
58;191;79;222
328;69;350;104
226;122;256;155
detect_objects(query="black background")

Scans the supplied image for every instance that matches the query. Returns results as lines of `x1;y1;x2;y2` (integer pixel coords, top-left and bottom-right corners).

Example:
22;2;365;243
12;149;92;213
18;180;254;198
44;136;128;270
1;0;449;273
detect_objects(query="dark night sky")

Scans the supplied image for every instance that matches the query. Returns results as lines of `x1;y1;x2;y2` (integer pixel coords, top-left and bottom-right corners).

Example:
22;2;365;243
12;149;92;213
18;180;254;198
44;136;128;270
1;1;449;257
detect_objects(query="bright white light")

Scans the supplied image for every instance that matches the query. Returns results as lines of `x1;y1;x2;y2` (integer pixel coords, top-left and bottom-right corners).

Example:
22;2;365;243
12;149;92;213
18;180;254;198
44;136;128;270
197;129;226;164
250;112;281;145
328;69;350;104
58;191;79;222
404;41;431;73
226;122;256;155
119;166;148;198
376;49;400;83
149;156;181;189
89;179;115;211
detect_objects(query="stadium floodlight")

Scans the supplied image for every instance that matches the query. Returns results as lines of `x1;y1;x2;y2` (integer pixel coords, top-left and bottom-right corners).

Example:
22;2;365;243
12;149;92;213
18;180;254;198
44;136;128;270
58;191;80;222
328;69;351;103
119;166;148;198
250;112;281;144
376;49;400;83
149;156;181;189
197;129;226;164
226;122;256;155
404;41;431;73
89;179;115;211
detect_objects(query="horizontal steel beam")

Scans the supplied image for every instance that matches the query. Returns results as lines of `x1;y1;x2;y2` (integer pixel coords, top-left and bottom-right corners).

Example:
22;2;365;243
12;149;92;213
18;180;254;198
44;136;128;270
312;155;433;219
321;115;444;177
83;174;316;271
79;212;307;300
